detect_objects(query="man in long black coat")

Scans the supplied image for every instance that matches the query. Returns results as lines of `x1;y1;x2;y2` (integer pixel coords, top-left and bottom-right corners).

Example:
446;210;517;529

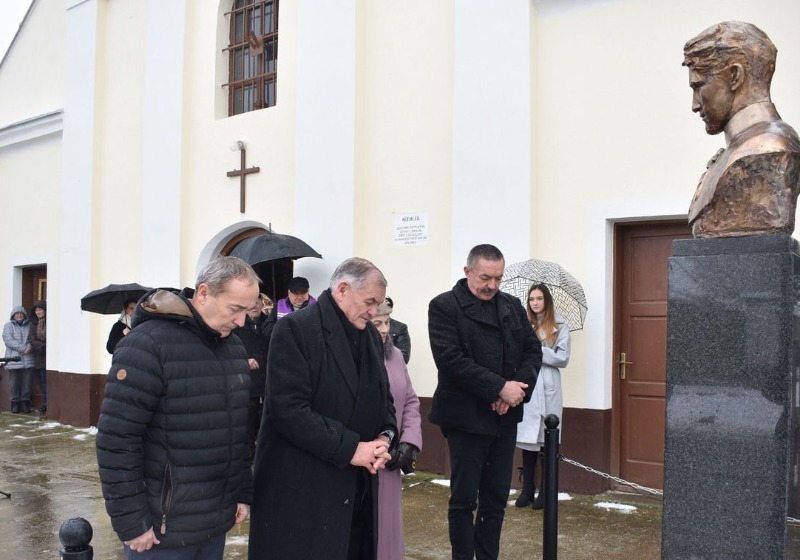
428;244;542;560
249;257;397;560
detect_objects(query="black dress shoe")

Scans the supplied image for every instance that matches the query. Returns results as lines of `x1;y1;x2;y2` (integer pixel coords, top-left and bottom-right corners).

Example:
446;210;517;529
20;401;31;414
10;402;20;414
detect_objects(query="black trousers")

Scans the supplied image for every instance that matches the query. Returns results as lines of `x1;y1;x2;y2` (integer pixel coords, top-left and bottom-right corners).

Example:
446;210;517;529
348;469;374;560
446;426;517;560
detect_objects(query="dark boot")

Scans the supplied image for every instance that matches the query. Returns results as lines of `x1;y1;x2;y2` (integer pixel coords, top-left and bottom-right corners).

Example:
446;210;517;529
10;401;20;414
20;401;31;414
515;450;537;507
532;452;545;510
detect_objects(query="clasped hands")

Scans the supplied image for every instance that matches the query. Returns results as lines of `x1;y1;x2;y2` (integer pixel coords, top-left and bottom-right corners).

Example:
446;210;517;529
490;380;528;416
351;437;392;474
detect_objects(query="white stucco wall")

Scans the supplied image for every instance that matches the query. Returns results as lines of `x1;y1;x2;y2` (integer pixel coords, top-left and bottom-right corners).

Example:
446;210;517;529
353;2;454;397
0;0;64;127
533;0;800;409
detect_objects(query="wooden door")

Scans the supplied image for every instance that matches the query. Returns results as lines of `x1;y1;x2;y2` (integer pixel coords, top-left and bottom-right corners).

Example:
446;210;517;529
613;222;690;489
22;265;47;309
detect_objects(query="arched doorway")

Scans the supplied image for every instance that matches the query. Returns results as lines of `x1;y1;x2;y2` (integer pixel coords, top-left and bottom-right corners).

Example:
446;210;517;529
220;227;295;303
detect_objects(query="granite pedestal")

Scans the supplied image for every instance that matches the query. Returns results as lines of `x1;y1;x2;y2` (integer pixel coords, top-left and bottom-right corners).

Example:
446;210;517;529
662;235;800;559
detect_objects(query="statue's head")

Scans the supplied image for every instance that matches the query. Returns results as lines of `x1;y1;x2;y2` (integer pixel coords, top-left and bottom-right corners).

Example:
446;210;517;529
683;21;776;135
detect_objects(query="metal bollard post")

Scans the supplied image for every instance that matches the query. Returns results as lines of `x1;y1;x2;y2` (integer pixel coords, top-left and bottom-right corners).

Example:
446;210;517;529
543;414;560;560
59;517;93;560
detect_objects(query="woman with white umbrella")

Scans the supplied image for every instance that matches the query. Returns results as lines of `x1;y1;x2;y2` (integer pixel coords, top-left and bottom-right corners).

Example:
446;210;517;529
515;283;571;509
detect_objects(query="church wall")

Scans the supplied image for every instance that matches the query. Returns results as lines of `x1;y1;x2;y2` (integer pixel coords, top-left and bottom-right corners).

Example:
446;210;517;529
532;0;800;411
353;1;455;398
182;1;298;288
291;0;358;291
87;0;147;374
57;0;99;377
0;133;61;312
0;0;65;127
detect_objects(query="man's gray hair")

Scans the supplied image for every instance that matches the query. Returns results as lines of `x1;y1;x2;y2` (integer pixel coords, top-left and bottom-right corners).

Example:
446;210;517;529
197;256;261;296
466;244;504;269
683;21;777;88
329;257;387;291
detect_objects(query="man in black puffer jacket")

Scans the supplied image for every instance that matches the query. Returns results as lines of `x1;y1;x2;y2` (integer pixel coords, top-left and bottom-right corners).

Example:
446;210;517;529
96;257;260;559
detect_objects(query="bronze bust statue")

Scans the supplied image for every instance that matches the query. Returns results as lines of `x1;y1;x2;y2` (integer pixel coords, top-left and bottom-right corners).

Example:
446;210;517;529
684;21;800;238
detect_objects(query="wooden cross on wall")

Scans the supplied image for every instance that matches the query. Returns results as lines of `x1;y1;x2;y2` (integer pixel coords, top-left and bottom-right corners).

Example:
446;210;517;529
227;145;260;213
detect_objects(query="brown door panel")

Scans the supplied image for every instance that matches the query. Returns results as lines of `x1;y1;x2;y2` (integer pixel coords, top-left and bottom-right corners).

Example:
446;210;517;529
614;221;690;490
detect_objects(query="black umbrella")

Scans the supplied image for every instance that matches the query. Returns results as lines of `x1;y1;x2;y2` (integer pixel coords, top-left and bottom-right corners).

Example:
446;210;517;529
80;283;153;315
229;232;322;266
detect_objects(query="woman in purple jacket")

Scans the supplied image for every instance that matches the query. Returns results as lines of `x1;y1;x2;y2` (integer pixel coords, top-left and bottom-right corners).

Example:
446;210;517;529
371;300;423;560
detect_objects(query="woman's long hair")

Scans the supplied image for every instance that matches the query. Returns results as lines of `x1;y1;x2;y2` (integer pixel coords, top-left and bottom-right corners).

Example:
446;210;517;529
527;283;557;346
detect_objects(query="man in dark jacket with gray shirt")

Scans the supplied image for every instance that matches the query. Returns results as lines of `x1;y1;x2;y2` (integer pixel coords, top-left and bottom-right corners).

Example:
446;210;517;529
428;244;541;560
96;257;260;559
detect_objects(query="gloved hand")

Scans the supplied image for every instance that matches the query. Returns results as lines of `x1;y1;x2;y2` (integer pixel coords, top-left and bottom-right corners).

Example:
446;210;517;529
386;442;418;473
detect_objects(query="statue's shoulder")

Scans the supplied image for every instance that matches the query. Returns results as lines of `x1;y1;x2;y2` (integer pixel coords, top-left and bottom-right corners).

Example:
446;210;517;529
729;119;800;161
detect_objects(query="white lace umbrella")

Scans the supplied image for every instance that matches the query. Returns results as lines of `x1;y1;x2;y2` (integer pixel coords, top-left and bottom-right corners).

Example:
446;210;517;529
500;259;587;331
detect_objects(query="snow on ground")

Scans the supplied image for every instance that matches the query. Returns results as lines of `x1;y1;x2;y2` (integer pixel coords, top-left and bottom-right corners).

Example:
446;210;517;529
594;501;637;513
432;479;451;488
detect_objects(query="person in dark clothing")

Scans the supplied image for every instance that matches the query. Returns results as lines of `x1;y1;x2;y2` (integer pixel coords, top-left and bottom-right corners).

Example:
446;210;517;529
428;244;542;560
106;298;137;354
249;257;397;560
262;276;316;359
384;297;411;364
233;293;271;459
96;257;260;559
28;300;47;412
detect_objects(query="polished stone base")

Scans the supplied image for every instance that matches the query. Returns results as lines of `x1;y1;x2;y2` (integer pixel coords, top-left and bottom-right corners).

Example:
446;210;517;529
662;235;800;559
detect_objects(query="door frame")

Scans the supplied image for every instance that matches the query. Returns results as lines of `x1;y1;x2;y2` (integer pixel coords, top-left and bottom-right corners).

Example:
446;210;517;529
610;219;690;489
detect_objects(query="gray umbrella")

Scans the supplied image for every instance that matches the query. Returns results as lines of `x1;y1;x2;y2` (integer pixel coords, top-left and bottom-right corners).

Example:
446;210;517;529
500;259;587;331
80;283;152;315
229;232;322;266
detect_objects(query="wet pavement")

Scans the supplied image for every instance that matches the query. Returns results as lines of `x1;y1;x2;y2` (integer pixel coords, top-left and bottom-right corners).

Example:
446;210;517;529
2;411;799;559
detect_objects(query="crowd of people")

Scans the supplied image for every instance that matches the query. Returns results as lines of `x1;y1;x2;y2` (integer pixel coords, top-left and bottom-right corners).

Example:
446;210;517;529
3;243;571;559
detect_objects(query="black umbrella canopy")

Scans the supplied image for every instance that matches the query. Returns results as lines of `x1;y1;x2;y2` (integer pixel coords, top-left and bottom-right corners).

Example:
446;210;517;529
230;232;322;266
80;283;153;315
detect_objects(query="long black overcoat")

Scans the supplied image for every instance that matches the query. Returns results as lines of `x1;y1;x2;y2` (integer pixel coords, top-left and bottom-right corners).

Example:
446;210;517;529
428;278;542;435
248;290;396;560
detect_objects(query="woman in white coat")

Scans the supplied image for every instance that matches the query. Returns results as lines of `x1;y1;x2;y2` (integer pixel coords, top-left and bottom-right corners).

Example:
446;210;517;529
515;283;570;509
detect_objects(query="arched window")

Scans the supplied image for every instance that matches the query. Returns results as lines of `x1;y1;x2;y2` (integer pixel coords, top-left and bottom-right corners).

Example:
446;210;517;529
225;0;278;116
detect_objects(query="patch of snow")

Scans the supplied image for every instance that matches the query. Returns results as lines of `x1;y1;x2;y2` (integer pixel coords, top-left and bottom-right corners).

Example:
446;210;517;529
76;426;98;435
431;479;450;488
558;492;572;501
594;501;637;513
73;434;89;441
37;422;62;429
225;535;249;546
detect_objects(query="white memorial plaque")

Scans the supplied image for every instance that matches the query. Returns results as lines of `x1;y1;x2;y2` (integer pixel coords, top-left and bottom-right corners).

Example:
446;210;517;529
394;213;428;246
